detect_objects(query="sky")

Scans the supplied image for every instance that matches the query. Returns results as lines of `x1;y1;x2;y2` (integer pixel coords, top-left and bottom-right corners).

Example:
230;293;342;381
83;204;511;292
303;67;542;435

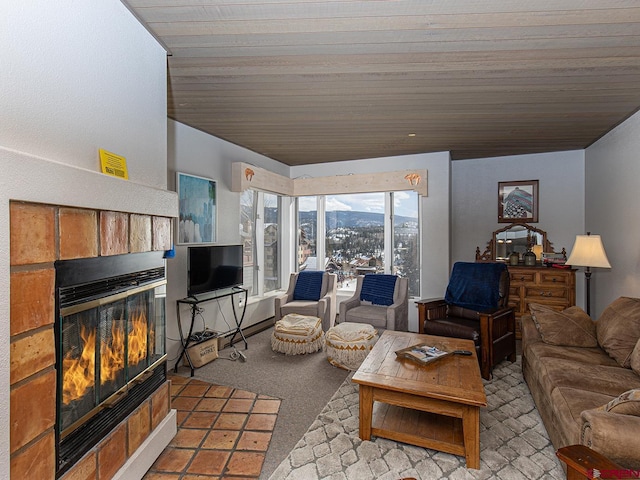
298;191;418;218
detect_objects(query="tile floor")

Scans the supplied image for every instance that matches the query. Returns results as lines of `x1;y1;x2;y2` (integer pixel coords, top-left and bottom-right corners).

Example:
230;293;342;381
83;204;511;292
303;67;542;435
143;375;281;479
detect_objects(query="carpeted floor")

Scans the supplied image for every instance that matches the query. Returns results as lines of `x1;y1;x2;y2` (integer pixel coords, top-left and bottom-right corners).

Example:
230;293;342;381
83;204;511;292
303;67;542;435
268;357;566;480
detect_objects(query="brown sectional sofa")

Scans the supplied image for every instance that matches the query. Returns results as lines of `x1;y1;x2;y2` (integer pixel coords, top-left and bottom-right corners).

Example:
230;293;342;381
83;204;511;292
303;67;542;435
521;297;640;469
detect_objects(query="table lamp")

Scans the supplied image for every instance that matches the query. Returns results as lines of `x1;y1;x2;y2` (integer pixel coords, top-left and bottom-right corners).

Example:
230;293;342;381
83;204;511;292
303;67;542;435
565;232;611;316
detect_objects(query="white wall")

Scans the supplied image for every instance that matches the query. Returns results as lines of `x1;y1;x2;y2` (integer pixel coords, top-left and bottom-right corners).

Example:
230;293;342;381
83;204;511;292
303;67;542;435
451;151;586;307
1;1;168;189
585;110;640;317
0;2;171;477
166;120;291;360
291;152;452;332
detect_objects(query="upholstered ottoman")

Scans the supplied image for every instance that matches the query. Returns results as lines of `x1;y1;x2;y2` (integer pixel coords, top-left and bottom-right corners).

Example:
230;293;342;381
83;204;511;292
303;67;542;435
271;313;325;355
325;322;379;370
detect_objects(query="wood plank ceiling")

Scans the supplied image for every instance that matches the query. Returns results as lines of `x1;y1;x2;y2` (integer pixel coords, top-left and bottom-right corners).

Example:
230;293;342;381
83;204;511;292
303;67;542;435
123;0;640;166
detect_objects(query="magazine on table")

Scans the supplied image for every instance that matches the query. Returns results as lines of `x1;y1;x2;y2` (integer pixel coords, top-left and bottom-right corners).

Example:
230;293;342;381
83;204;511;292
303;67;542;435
395;343;452;365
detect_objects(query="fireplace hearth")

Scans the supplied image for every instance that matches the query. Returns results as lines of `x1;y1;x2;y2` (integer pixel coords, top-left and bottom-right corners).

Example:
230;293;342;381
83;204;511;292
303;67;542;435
55;251;167;478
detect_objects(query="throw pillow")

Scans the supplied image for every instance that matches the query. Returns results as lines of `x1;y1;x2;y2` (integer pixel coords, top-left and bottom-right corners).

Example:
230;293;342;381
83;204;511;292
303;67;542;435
528;303;597;347
596;296;640;368
602;389;640;416
631;338;640;376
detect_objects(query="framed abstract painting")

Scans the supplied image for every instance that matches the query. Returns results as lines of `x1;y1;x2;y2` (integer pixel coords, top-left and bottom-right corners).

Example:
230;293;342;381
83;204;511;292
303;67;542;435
176;172;217;244
498;180;538;223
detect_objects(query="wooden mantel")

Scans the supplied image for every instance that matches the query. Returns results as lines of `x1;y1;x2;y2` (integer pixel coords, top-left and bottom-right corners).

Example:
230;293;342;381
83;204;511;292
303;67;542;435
231;162;428;197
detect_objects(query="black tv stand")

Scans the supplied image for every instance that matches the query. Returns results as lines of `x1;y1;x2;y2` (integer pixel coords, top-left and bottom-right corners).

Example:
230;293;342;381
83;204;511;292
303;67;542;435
174;287;249;376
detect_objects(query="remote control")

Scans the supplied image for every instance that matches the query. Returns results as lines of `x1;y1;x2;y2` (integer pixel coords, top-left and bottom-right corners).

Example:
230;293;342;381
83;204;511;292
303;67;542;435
453;350;472;356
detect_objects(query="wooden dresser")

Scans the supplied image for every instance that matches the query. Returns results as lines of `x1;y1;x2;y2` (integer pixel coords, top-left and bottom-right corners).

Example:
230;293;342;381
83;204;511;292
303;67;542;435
508;265;576;338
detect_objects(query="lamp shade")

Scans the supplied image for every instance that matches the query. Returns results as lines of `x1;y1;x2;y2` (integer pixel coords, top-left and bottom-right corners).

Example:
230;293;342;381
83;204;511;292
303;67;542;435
565;234;611;268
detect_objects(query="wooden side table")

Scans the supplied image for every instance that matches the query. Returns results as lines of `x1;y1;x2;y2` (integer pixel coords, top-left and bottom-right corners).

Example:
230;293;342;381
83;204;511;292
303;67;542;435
556;445;626;480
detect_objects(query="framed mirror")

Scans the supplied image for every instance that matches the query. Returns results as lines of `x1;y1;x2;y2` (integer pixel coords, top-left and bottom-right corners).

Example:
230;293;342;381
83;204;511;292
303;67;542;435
476;223;562;262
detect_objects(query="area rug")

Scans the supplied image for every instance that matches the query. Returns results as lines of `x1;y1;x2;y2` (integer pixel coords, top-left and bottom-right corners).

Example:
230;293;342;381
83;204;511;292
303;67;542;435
268;357;565;480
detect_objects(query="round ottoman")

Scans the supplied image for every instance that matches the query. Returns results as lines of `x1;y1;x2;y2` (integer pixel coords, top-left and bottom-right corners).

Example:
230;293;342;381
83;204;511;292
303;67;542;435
271;314;325;355
325;322;379;371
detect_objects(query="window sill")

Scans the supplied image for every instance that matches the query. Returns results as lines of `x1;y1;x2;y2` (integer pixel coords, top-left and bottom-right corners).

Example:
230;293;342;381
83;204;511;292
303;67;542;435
245;289;282;305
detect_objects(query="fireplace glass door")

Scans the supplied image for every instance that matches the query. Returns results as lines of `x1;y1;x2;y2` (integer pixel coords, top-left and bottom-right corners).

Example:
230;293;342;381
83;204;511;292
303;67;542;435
59;281;166;436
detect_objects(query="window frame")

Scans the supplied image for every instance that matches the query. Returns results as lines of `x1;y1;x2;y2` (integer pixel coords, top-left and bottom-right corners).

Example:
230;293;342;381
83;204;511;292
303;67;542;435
240;189;282;298
295;191;420;297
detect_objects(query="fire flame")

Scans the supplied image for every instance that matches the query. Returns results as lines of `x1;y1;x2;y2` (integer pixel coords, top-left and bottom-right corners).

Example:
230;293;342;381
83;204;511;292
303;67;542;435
128;309;148;366
62;311;149;406
100;318;126;387
62;326;96;405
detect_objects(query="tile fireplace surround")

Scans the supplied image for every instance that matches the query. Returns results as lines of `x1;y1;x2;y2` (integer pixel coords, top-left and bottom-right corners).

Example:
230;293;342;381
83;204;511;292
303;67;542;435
9;201;176;479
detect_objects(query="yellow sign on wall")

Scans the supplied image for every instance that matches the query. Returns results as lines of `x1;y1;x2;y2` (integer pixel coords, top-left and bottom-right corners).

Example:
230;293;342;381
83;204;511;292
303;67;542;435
99;149;129;180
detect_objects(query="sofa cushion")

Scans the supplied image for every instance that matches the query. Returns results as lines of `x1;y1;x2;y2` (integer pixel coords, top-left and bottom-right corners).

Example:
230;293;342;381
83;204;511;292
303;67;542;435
596;296;640;368
533;357;640;401
280;300;322;319
601;388;640;416
343;305;387;328
529;303;597;347
524;340;618;369
422;317;480;343
631;338;640;376
550;387;616;445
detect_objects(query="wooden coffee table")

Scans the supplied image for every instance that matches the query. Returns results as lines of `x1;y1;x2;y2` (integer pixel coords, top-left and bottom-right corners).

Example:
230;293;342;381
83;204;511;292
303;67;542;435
352;330;487;469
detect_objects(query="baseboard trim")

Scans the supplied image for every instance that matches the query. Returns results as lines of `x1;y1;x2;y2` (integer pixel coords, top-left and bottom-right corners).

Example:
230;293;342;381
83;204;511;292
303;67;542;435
219;317;275;349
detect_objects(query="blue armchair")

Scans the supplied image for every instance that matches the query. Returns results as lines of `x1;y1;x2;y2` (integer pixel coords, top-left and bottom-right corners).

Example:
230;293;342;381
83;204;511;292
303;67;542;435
417;262;515;379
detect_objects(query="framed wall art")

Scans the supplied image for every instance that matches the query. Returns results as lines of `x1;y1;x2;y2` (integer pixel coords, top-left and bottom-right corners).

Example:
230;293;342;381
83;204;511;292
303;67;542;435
498;180;539;223
176;172;217;244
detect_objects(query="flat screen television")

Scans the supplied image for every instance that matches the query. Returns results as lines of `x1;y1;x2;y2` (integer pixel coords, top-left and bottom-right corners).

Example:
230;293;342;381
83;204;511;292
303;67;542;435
187;245;243;297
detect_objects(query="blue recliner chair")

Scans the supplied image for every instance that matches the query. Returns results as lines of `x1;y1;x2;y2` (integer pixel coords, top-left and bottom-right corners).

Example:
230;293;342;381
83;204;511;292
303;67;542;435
417;262;516;379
